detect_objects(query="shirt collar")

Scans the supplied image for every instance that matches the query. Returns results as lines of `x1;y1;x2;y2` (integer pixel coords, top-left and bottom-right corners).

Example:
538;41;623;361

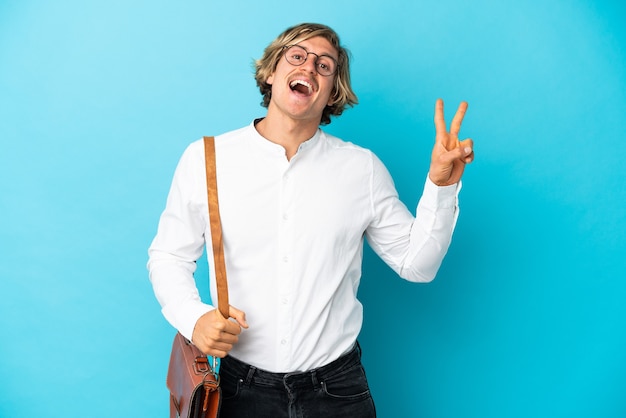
250;118;322;157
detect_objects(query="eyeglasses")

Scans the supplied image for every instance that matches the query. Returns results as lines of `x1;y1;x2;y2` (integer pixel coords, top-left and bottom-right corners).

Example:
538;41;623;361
282;45;339;77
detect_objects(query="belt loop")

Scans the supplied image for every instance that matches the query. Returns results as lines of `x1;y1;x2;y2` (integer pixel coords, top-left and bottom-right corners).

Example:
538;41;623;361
244;366;256;386
310;370;320;389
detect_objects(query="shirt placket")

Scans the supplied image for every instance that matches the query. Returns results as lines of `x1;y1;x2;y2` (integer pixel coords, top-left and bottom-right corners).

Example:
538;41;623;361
276;164;295;368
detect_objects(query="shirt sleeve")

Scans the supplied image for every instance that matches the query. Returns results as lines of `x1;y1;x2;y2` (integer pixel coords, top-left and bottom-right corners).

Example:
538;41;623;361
147;142;214;340
364;153;460;282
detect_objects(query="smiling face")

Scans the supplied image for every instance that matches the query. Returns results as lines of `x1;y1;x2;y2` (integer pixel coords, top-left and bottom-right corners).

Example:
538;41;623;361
265;36;338;126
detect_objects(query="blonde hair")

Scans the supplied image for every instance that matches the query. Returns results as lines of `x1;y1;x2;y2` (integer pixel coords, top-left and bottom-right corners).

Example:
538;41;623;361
254;23;358;125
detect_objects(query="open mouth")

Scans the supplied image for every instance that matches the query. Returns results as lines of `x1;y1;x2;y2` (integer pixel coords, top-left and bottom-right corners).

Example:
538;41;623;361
289;79;314;96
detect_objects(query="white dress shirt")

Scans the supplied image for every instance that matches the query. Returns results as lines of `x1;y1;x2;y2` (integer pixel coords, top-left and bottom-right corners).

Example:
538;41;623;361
148;121;460;373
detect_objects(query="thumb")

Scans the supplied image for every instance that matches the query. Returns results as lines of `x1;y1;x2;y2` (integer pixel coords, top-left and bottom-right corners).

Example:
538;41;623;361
229;305;249;329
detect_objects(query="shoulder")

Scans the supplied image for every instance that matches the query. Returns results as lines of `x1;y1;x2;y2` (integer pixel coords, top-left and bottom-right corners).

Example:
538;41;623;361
181;124;252;157
320;131;374;158
319;131;388;172
215;124;252;142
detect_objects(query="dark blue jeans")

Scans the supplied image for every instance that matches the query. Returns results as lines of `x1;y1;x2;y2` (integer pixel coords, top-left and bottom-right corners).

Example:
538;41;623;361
218;343;376;418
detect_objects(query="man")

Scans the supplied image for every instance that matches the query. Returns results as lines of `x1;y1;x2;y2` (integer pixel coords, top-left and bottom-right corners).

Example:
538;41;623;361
148;22;474;417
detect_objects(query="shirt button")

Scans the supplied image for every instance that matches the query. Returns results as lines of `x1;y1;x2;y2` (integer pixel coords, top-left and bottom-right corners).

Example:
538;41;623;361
281;298;288;304
282;213;288;220
281;339;287;345
282;256;288;263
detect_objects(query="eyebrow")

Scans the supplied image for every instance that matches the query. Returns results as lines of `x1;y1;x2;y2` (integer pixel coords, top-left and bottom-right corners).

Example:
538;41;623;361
296;43;338;60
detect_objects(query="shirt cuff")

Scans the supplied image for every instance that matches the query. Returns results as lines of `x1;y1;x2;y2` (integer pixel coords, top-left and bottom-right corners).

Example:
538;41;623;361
162;299;214;341
422;176;461;209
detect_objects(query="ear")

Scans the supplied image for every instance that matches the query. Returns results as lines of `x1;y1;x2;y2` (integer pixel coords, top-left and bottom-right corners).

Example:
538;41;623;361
266;73;274;85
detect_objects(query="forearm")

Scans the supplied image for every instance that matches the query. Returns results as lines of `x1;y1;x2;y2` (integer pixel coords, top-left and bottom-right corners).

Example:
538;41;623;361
148;254;213;340
400;177;460;282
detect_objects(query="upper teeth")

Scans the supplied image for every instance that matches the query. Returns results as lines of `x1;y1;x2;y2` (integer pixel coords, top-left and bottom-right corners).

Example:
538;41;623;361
290;80;312;93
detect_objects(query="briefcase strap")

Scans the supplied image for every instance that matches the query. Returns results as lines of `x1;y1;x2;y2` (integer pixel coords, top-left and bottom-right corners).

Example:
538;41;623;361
203;136;229;320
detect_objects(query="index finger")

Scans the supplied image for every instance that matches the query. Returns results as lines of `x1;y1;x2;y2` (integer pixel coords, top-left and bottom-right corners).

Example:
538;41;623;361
434;98;447;135
223;320;243;336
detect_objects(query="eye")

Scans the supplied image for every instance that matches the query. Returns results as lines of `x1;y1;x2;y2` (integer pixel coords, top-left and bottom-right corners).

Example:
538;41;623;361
316;57;336;74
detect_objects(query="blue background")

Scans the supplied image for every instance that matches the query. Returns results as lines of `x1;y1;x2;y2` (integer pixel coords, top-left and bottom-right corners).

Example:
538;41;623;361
1;1;625;417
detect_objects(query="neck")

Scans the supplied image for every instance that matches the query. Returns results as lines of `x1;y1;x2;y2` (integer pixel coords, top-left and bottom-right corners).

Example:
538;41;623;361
255;108;321;160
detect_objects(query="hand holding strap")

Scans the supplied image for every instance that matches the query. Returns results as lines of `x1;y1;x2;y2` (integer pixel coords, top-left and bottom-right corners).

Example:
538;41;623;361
203;136;230;320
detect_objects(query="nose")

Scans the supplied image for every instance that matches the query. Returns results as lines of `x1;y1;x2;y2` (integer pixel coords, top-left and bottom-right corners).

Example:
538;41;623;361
302;53;318;74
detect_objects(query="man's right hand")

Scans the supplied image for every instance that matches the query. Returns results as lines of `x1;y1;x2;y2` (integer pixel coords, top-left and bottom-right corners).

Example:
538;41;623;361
191;306;249;357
